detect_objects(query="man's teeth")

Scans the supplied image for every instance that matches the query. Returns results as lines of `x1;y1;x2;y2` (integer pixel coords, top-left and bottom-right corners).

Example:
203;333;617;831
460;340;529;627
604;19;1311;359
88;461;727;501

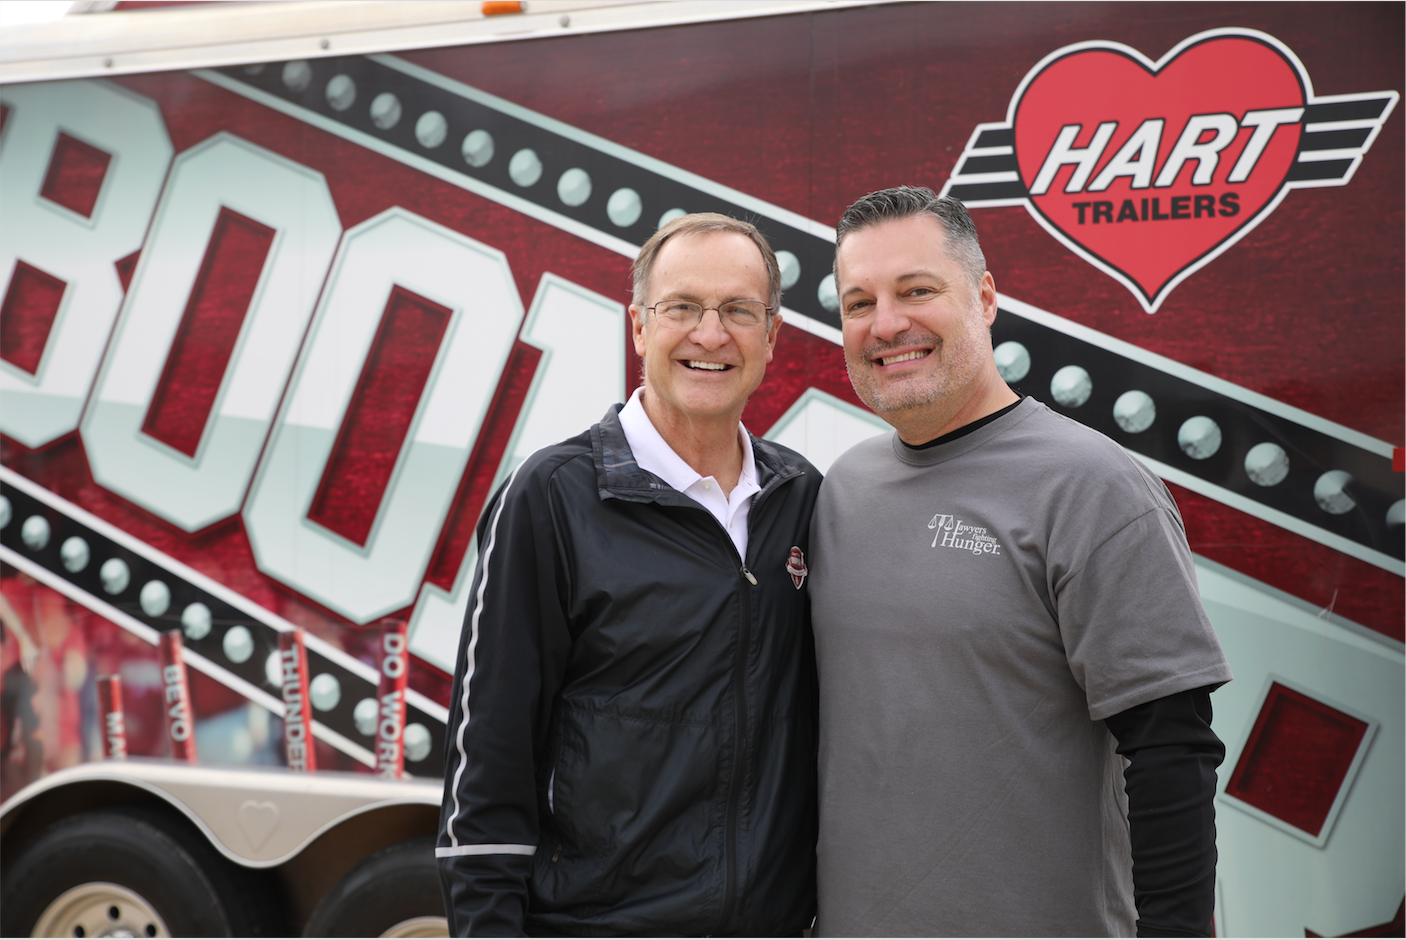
687;360;730;371
879;350;928;366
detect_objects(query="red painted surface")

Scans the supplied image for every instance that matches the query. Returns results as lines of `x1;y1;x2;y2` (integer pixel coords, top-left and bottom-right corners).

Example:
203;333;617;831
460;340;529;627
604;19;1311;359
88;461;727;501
424;340;541;592
1226;681;1368;836
141;207;274;458
1171;484;1403;641
307;285;452;548
39;133;111;219
0;6;1398;805
403;1;1405;445
114;251;140;294
0;261;66;376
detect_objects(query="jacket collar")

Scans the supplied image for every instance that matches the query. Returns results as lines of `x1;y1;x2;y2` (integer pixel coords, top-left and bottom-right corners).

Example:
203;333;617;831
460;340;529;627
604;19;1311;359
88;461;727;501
592;402;803;504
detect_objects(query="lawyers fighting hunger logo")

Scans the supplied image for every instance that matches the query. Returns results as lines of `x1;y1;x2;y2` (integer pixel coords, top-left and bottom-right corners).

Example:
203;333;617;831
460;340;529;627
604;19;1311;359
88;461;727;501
941;28;1398;312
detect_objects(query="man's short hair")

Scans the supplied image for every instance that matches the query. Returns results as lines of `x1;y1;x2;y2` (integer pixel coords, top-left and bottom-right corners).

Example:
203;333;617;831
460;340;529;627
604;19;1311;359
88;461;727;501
835;186;987;290
632;212;782;315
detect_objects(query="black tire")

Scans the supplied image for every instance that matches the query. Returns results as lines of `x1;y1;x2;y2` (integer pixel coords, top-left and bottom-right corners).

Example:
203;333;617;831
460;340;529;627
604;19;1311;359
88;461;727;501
0;804;278;938
303;835;446;937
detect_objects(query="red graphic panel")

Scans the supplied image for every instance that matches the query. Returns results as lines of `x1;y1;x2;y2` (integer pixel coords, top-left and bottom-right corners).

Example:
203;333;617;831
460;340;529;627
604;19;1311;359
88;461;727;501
114;251;141;294
308;285;452;547
1012;36;1305;306
424;339;541;591
39;133;112;219
141;207;275;457
1226;681;1369;836
0;261;67;376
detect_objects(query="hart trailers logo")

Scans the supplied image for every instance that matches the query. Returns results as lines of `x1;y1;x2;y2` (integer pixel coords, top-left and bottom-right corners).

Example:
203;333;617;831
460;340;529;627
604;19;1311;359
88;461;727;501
941;28;1398;312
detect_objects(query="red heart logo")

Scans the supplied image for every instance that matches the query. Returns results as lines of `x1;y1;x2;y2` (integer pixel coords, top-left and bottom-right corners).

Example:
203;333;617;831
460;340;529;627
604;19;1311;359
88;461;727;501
1012;36;1306;310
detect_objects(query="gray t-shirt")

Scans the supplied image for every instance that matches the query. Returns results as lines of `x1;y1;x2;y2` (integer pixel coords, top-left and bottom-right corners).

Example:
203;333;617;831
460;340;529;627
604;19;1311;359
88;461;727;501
810;397;1232;937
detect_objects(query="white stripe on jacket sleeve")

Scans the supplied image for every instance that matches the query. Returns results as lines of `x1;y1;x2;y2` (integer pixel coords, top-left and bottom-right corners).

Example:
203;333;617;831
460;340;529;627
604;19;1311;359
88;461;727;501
443;464;525;849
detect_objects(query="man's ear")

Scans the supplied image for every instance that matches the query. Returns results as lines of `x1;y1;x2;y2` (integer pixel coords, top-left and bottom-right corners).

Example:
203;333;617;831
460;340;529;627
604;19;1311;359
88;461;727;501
978;272;998;328
630;304;648;358
764;312;783;363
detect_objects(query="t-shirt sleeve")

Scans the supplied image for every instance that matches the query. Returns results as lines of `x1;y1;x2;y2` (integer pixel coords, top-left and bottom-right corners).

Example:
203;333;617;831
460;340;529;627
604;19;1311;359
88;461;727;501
1055;506;1233;721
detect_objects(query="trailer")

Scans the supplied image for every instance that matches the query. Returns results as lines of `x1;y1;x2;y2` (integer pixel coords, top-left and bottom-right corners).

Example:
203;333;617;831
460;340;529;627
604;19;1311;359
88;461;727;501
0;1;1401;935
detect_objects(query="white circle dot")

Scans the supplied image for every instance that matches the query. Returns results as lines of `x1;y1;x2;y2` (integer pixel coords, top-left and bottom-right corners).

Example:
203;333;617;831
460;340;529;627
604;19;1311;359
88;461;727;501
99;558;130;595
0;495;11;529
282;60;312;92
182;602;212;641
1177;416;1222;460
139;580;171;618
223;625;254;664
606;188;642;227
461;129;494;167
557;167;592;207
993;342;1030;383
353;697;379;736
21;515;50;551
1112;390;1156;434
1049;365;1092;408
404;723;432;763
60;536;89;573
325;74;355;111
1244;442;1289;487
1387;500;1405;528
310;673;341;711
369;92;402;130
658;208;686;228
509;148;543;187
415;110;448;148
265;649;283;687
817;274;839;314
776;251;801;291
1313;470;1355;515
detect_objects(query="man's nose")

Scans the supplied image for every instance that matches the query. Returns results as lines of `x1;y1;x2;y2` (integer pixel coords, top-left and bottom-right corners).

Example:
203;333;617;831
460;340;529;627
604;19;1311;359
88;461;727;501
689;307;733;348
872;296;911;339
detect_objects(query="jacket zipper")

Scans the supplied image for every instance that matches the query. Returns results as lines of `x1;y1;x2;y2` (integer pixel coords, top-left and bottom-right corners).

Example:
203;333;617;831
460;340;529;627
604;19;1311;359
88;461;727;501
672;466;803;935
717;554;754;935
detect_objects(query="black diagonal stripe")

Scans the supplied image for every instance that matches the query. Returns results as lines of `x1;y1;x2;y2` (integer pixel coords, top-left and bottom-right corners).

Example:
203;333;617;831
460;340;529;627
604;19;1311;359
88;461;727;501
957;154;1020;175
1303;98;1393;123
973;127;1015;149
948;181;1029;202
220;59;845;330
0;479;447;778
991;310;1403;562
1299;127;1374;151
1286;159;1355;182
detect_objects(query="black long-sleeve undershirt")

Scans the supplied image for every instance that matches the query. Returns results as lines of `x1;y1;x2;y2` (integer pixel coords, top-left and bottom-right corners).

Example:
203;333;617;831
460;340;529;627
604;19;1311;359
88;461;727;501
1104;686;1225;938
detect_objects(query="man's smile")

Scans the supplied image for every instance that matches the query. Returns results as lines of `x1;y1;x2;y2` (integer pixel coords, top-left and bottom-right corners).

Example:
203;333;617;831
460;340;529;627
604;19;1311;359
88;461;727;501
682;360;734;371
876;349;932;367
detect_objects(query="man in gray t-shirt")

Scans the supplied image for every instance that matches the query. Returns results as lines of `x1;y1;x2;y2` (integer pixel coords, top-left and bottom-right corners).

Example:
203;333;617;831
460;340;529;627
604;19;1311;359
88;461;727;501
811;186;1232;937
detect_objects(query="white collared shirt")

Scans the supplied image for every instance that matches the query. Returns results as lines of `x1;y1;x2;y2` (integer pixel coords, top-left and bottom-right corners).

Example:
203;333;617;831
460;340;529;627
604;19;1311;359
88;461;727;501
618;387;761;559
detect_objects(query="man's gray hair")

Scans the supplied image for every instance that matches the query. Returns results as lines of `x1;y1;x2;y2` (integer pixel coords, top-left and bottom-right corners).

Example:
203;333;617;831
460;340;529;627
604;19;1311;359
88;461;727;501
835;186;987;290
632;212;782;314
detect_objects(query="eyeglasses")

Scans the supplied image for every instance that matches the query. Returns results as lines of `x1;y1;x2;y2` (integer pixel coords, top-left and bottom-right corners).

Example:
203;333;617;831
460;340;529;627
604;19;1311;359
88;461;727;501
647;300;772;330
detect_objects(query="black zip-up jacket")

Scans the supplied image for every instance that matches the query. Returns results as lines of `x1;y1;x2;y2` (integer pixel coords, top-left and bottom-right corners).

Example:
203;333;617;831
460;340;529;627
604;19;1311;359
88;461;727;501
437;404;822;937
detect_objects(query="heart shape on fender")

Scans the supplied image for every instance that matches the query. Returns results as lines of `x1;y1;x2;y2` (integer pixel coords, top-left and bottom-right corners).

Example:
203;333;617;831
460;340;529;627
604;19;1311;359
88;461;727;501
1012;34;1306;310
237;798;281;850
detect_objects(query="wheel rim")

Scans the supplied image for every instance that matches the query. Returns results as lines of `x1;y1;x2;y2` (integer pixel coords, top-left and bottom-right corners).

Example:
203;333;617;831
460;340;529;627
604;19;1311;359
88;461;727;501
379;915;449;938
31;882;171;939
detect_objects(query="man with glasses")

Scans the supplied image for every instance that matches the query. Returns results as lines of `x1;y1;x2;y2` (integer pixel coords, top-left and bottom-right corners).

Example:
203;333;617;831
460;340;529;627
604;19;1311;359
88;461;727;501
437;213;821;936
